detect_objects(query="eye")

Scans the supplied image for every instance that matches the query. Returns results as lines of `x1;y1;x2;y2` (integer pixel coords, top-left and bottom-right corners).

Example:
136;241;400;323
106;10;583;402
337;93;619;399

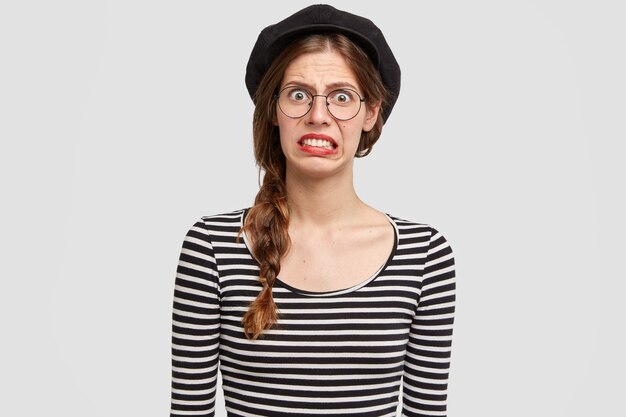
329;89;355;105
286;88;310;103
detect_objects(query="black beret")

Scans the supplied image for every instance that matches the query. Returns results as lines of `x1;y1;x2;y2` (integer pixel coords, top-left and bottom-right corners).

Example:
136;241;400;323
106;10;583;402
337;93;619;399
245;4;401;123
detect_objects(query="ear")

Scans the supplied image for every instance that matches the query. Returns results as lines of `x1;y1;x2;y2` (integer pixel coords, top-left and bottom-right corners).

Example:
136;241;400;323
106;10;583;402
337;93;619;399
362;101;381;132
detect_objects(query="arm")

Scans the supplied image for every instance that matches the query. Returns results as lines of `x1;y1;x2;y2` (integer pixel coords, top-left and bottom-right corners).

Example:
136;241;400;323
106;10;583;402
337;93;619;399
402;227;456;417
170;220;221;417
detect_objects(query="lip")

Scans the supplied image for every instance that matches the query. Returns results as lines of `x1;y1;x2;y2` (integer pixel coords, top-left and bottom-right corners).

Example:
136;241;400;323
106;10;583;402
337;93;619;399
297;133;338;155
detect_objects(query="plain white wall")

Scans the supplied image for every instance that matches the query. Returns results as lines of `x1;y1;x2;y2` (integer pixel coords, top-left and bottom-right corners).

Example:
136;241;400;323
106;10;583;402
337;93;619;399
1;1;624;416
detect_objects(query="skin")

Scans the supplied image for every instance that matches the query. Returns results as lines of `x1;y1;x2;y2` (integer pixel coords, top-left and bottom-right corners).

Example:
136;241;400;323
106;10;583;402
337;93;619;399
274;50;395;292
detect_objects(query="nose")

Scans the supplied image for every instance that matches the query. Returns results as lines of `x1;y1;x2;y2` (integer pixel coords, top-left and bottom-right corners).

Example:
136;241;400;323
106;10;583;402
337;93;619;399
305;95;332;125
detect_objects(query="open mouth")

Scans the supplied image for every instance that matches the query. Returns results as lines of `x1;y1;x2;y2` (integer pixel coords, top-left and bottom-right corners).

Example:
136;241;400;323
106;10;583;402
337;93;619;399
298;134;338;152
299;138;337;150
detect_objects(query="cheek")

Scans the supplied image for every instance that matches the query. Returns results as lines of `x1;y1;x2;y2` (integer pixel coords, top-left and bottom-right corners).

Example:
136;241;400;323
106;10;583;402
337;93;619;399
275;111;293;129
340;124;362;144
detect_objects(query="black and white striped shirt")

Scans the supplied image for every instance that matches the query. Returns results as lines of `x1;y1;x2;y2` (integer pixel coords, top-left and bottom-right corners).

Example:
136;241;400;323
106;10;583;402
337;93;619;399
171;209;456;417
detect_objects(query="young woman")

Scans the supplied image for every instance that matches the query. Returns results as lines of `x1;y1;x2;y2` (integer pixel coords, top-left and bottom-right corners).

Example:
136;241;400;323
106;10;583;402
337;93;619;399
171;5;456;417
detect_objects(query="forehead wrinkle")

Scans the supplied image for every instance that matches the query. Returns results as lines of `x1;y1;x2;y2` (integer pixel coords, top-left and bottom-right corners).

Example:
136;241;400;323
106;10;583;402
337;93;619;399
282;70;357;89
281;50;361;93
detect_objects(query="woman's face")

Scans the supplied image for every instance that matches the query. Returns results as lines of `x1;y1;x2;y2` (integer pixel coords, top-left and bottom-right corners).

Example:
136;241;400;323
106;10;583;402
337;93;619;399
275;49;380;180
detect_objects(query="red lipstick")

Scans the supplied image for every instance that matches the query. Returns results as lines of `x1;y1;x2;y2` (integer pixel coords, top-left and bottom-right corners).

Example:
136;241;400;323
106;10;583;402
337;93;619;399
298;133;338;155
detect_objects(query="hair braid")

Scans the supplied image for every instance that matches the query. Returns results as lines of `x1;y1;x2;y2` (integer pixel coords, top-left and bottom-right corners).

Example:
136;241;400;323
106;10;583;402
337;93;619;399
240;162;290;339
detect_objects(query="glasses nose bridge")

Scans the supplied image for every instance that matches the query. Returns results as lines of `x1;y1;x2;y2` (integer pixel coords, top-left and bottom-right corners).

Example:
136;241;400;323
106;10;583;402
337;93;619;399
306;93;331;119
309;93;330;108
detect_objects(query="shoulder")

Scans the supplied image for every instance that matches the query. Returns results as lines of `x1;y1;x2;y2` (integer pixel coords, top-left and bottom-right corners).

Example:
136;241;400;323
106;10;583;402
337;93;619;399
197;208;247;230
386;214;454;254
386;213;440;237
182;208;247;244
387;215;455;289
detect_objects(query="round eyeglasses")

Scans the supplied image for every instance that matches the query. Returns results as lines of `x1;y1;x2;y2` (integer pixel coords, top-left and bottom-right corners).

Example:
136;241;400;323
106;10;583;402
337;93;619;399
276;86;366;121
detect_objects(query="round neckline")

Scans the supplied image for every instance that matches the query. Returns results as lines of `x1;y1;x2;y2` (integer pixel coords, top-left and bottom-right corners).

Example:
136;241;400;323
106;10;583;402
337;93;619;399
239;209;399;297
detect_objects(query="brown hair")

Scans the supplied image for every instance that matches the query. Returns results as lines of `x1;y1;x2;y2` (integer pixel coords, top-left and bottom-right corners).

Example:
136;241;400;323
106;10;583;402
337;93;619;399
240;33;389;339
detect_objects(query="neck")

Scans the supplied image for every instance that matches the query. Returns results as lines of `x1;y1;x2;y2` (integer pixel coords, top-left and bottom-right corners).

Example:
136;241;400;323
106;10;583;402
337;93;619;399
285;167;364;226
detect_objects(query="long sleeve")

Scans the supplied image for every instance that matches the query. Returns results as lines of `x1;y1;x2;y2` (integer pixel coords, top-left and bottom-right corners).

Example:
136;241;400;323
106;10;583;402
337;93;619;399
402;227;456;417
170;220;221;417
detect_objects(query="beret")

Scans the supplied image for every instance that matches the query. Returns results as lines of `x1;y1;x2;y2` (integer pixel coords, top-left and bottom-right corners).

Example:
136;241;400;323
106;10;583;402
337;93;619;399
245;4;401;123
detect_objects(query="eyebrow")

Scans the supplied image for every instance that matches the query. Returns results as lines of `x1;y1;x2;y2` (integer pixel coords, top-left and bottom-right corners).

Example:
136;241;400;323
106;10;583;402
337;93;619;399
281;80;361;93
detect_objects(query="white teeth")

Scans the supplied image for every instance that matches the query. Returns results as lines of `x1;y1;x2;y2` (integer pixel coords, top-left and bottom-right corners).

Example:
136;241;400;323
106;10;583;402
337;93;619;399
302;138;334;149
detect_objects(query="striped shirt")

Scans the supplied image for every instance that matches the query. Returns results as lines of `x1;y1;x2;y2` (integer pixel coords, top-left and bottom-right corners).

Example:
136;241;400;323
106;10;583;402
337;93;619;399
171;209;456;417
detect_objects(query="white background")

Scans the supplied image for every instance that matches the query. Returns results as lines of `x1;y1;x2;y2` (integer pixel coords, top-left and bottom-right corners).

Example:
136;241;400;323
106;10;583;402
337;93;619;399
1;1;624;416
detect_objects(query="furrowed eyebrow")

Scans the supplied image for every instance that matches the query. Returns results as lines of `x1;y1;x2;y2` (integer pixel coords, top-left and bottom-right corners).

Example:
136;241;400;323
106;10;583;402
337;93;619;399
281;81;361;93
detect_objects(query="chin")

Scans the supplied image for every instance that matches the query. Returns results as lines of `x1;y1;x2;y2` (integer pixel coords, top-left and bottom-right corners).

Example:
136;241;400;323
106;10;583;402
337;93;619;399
287;158;353;180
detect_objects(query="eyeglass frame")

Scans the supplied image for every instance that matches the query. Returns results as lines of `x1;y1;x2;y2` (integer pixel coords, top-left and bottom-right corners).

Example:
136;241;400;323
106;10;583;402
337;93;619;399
274;86;367;121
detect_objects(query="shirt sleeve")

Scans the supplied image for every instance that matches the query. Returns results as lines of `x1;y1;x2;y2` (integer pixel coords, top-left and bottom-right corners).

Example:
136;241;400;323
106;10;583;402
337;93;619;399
170;220;221;417
402;227;456;417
